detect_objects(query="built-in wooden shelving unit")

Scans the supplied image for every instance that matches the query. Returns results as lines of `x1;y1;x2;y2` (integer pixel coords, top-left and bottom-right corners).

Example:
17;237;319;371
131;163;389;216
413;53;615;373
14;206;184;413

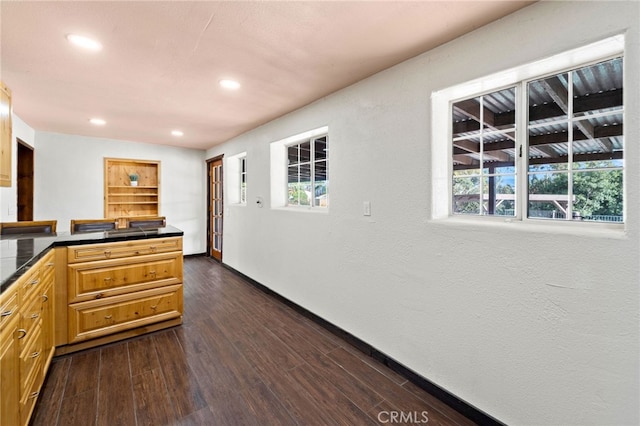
104;158;160;228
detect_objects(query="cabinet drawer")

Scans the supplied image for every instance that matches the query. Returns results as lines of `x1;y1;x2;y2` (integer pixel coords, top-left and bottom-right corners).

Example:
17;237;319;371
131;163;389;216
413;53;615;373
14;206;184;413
20;325;43;395
68;252;183;303
0;286;18;332
68;284;183;343
19;294;43;350
19;266;41;305
20;355;43;426
40;250;55;285
67;237;182;263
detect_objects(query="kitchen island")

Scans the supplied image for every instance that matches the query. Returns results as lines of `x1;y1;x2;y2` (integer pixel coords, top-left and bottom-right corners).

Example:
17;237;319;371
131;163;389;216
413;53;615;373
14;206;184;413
0;225;184;426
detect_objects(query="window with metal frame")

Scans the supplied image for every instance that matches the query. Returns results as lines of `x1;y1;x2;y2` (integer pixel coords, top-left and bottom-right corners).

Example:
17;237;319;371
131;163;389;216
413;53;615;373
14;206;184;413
287;135;328;208
450;56;623;223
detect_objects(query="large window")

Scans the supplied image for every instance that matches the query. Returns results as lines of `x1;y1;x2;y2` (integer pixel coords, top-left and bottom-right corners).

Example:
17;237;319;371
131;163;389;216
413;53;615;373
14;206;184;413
450;56;623;223
287;135;328;207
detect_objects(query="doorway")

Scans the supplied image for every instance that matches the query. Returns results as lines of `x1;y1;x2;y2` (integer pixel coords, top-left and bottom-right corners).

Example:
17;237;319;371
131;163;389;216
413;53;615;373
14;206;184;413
17;139;34;221
207;156;223;261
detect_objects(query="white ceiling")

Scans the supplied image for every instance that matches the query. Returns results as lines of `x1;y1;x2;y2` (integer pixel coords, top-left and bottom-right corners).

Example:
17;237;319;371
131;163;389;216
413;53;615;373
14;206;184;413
1;1;534;150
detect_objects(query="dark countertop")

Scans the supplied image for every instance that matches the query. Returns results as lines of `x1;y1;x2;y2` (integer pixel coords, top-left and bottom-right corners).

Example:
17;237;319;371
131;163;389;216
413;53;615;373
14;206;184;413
1;225;184;294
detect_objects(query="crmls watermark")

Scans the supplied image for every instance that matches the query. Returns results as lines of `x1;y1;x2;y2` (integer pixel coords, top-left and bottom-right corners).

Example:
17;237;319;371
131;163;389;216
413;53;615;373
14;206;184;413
377;410;429;424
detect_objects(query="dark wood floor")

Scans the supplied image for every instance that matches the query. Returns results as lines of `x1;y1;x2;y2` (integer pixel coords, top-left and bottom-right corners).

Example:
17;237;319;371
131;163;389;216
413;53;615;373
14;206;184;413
31;256;475;426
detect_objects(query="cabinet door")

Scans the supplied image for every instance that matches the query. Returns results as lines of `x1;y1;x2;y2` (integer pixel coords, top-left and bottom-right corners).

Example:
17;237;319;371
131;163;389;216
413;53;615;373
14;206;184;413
1;315;20;426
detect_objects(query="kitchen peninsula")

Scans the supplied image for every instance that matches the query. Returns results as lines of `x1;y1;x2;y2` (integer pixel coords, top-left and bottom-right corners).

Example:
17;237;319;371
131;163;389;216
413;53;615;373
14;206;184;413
0;225;184;426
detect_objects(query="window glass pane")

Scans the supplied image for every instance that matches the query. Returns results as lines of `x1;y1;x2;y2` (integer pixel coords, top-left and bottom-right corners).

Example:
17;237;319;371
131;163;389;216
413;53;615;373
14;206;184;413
452;96;482;137
482;176;516;217
453;132;480;173
482;131;515;170
453;176;480;215
572;170;623;222
528;172;569;219
241;157;246;173
299;141;311;163
528;73;569;125
528;121;569;172
315;137;327;160
573;58;623;118
483;87;516;131
288;145;299;165
288;164;311;206
572;113;623;169
298;164;311;206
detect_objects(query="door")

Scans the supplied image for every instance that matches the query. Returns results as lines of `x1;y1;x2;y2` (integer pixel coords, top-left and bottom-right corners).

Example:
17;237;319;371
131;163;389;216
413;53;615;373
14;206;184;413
208;156;223;261
17;140;34;221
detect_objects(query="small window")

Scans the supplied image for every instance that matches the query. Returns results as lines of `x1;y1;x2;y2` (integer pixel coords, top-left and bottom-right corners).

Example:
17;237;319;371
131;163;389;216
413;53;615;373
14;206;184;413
226;152;246;205
240;156;247;204
287;135;328;208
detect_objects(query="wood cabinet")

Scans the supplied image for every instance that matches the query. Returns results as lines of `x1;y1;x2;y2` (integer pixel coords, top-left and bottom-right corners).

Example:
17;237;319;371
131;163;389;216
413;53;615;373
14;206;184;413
1;283;20;426
0;81;12;187
104;158;160;228
0;249;55;426
60;237;183;353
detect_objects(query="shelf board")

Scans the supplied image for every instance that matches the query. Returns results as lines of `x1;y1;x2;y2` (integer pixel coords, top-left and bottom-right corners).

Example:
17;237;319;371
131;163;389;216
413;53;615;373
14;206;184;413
108;185;158;189
107;194;158;197
107;202;158;205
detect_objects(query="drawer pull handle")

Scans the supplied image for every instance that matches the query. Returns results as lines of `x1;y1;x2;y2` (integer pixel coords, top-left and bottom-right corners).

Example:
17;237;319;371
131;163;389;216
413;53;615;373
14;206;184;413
149;246;157;252
42;294;49;302
1;310;13;317
47;262;55;267
104;250;112;258
30;313;40;319
30;279;40;286
104;277;112;282
17;329;27;339
31;351;40;358
29;391;40;399
149;270;157;276
104;315;113;320
150;305;157;310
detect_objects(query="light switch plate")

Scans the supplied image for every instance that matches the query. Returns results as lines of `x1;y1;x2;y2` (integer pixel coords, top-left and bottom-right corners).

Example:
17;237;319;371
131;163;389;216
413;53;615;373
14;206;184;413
363;201;371;216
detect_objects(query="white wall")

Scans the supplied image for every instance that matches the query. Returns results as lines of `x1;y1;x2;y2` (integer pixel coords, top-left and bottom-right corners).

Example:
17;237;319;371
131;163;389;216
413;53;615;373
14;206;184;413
0;114;35;221
206;2;639;425
34;132;207;254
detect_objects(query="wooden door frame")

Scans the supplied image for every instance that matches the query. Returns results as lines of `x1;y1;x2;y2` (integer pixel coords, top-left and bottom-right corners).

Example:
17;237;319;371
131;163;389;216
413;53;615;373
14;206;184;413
206;155;224;261
17;139;34;221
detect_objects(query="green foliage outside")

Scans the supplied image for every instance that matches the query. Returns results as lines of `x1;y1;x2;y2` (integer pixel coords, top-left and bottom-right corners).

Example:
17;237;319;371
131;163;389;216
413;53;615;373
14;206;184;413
453;162;622;220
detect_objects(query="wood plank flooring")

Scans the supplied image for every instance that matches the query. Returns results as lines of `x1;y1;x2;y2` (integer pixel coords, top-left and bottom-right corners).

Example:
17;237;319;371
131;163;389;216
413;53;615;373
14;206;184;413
31;256;475;426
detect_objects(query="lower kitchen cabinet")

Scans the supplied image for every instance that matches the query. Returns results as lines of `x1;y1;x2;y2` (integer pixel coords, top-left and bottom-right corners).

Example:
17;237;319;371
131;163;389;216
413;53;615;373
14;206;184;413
0;249;55;426
58;236;184;354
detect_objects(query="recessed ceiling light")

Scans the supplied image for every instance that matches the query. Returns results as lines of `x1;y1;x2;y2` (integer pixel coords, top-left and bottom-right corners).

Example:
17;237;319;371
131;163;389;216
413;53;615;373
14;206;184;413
219;79;241;90
89;118;106;125
171;130;184;137
66;34;102;51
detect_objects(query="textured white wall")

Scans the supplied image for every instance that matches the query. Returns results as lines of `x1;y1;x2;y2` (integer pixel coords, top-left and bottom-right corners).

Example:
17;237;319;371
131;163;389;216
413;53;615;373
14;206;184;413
34;132;207;254
206;2;640;424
